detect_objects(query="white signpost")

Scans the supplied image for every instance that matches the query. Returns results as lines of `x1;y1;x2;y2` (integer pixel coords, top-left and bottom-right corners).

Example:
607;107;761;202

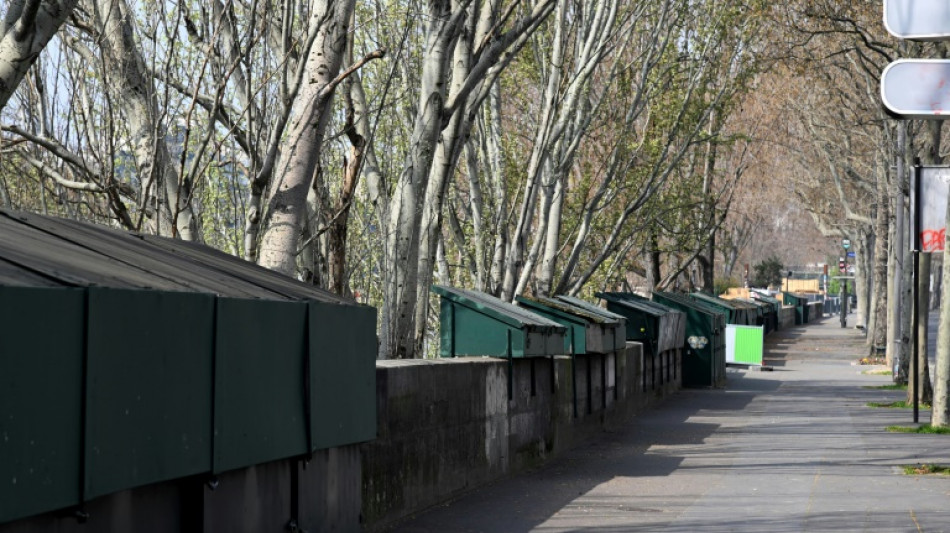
884;0;950;40
882;0;950;118
881;1;950;422
881;60;950;119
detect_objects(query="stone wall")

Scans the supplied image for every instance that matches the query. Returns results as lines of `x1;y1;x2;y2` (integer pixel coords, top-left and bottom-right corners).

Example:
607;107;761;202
361;343;682;530
779;306;797;329
777;301;825;329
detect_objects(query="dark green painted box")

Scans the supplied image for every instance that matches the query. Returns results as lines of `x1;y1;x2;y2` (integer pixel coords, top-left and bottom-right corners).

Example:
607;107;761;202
652;292;726;388
690;292;755;326
0;209;378;526
0;287;85;524
595;292;685;356
0;289;377;524
516;296;625;354
85;288;215;498
432;285;566;358
782;292;809;325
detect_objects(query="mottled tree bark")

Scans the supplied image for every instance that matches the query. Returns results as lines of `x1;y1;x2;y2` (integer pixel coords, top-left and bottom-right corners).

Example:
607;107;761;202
0;0;78;110
88;0;196;239
869;172;889;354
257;0;358;276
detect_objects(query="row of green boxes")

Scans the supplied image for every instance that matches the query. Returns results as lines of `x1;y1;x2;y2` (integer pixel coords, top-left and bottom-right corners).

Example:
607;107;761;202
782;292;810;324
432;285;720;388
597;292;731;388
430;283;816;392
747;293;781;333
0;286;376;525
431;286;631;416
432;286;629;358
432;285;805;390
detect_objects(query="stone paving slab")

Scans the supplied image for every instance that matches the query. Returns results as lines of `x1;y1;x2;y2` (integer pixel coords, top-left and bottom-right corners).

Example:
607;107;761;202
389;316;950;532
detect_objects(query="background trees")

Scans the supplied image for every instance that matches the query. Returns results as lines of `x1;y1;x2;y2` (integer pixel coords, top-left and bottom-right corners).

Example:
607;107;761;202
3;0;903;360
751;256;783;290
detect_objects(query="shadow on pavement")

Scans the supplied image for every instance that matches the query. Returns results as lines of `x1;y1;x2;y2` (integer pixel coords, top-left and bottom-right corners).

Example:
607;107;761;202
389;373;778;533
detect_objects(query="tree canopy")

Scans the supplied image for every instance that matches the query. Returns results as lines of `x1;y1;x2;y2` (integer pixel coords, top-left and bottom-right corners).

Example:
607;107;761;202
0;0;915;361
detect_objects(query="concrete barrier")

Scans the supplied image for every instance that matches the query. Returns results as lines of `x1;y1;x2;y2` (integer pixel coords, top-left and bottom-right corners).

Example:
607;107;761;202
0;446;362;533
779;306;797;329
777;301;824;328
361;343;681;530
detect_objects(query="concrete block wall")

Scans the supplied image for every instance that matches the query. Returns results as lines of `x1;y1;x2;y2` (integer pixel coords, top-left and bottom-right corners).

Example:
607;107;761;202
777;301;825;329
361;343;682;530
0;446;362;533
779;307;796;329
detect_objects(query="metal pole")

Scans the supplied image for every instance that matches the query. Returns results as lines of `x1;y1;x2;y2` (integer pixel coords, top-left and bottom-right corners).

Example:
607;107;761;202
841;279;847;328
913;163;922;423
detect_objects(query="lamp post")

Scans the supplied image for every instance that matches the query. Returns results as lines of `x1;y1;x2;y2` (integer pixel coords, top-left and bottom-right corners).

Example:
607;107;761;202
840;278;848;328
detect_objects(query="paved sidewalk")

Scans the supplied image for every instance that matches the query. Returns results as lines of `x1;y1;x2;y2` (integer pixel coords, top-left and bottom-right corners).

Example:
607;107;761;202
390;316;950;532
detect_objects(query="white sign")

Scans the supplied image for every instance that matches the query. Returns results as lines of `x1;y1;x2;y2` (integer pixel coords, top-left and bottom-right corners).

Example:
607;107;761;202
881;60;950;118
912;166;950;252
885;0;950;41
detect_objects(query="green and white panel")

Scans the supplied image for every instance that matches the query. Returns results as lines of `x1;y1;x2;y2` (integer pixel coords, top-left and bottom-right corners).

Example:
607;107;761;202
725;325;764;366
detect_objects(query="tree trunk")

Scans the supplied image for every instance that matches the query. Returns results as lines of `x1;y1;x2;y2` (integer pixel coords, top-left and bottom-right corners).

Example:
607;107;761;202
486;84;508;295
898;247;914;384
413;2;479;353
257;0;356;276
932;132;950;423
646;232;661;292
855;232;872;329
500;0;567;301
383;0;455;359
934;249;950;425
886;204;899;367
327;137;363;296
388;0;555;357
869;174;890;353
0;0;78;111
700;111;719;293
500;0;626;300
89;0;196;240
465;139;486;291
537;176;565;296
909;252;934;405
888;121;907;371
325;33;370;297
